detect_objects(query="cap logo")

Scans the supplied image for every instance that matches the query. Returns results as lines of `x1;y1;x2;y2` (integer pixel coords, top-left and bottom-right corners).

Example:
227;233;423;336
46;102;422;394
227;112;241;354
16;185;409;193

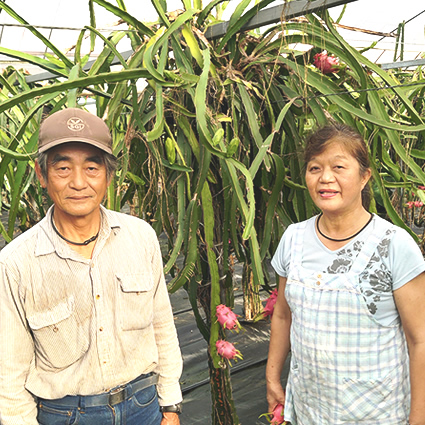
67;117;85;132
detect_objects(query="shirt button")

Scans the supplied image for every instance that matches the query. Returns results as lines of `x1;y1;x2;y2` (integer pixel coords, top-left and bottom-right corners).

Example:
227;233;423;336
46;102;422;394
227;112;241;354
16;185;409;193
316;281;321;286
90;262;95;268
96;294;100;300
317;274;322;278
99;327;103;332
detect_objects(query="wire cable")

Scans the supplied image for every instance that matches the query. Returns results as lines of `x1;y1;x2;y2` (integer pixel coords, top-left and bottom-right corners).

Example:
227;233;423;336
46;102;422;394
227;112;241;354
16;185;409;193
306;80;425;101
269;80;425;104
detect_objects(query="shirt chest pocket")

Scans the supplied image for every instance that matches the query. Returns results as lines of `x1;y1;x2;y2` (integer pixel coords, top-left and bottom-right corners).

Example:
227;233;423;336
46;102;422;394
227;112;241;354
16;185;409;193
27;296;90;370
117;273;154;331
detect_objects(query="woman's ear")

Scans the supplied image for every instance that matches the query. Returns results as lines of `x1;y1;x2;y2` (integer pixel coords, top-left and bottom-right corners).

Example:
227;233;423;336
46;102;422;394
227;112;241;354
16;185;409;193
34;160;47;188
361;168;372;189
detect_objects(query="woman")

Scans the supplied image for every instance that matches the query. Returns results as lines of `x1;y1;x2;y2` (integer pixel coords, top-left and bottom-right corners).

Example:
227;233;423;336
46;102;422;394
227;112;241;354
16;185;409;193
266;124;425;425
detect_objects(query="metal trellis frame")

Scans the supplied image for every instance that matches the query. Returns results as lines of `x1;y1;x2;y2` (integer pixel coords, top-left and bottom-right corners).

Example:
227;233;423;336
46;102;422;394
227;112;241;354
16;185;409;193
381;59;425;70
205;0;358;40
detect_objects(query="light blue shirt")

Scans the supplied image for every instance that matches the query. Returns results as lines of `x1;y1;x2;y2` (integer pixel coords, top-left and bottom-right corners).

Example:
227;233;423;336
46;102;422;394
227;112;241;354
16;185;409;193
272;214;425;326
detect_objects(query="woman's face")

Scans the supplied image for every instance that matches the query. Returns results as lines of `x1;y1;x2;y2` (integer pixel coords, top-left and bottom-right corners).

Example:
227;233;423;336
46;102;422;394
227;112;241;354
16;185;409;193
305;142;371;215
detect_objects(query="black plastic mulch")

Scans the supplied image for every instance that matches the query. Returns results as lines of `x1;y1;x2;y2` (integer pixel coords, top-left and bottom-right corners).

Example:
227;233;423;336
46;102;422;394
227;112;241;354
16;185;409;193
170;285;290;425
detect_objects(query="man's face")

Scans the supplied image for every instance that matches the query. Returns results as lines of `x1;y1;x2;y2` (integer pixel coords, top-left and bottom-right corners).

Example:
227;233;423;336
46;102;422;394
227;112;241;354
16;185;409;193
36;142;110;222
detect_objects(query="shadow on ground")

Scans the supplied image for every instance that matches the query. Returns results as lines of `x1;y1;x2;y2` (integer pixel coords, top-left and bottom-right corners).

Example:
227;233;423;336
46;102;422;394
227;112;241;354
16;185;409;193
170;285;290;425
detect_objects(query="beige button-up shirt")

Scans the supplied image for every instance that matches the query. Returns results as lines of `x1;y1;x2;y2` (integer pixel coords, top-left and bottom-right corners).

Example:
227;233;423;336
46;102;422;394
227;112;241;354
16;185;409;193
0;206;183;425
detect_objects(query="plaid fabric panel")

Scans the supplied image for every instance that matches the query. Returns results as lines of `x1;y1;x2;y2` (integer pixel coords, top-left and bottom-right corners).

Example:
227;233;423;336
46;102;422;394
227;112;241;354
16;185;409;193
283;220;410;425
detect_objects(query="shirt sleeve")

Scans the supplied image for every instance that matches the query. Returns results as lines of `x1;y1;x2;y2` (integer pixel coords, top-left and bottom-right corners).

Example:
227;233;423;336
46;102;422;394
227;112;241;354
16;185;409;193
271;224;296;278
149;231;183;406
0;261;39;425
389;227;425;291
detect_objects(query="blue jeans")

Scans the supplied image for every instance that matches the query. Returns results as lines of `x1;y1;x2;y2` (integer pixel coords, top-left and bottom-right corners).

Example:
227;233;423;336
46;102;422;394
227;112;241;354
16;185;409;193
37;384;162;425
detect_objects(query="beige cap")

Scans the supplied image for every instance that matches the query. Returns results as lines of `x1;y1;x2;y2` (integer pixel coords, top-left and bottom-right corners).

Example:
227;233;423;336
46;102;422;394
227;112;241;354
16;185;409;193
38;108;112;154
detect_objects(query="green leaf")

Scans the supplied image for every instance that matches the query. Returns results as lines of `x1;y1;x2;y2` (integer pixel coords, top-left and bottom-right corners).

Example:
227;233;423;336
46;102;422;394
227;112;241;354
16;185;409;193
0;69;154;114
0;47;68;77
146;84;164;141
92;0;155;36
67;64;81;108
126;171;146;186
162;160;193;172
216;0;275;50
202;182;222;369
182;24;204;67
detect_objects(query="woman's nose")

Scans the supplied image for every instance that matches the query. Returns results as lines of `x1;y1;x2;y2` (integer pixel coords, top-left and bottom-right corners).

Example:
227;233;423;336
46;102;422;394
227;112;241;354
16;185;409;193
319;167;335;182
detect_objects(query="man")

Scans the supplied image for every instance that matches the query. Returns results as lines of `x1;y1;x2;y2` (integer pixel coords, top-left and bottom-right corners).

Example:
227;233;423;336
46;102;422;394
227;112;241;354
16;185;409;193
0;108;183;425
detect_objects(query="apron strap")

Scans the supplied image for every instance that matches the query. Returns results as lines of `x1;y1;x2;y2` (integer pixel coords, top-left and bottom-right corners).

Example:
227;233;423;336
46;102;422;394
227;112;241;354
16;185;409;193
349;214;394;275
288;219;310;275
288;214;394;277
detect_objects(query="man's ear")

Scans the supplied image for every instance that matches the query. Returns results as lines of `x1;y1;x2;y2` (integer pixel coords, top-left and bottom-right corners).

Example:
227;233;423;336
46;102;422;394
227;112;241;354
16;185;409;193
34;160;47;188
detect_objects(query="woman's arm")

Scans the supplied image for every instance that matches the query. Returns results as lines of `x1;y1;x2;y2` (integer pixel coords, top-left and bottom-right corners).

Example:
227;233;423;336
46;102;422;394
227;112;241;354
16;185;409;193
266;276;292;413
394;272;425;425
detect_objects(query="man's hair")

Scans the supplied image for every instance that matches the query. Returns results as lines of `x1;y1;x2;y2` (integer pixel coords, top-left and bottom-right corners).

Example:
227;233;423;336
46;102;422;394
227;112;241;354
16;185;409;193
37;148;118;182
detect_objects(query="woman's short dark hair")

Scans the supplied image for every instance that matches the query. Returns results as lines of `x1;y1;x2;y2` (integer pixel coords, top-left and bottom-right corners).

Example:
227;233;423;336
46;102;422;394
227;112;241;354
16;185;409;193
304;123;372;210
37;147;118;182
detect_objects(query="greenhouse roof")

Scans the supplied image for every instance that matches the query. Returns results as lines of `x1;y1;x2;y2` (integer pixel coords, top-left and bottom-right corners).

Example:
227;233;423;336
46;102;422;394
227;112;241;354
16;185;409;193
0;0;424;78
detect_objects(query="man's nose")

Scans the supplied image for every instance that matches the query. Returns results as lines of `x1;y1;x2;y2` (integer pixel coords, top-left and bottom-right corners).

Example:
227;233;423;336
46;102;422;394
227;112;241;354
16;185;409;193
69;168;88;189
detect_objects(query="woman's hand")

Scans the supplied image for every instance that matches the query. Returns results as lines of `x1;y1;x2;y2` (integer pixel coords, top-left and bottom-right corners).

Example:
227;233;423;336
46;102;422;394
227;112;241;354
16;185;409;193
266;276;291;417
394;272;425;425
266;380;286;416
161;412;180;425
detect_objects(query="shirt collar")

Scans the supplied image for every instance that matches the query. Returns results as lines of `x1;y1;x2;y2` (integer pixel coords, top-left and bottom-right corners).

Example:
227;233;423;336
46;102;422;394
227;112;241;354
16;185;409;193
36;204;121;258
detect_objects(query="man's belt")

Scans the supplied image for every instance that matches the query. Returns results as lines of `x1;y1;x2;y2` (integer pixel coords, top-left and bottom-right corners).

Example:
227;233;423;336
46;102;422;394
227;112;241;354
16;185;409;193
38;373;158;408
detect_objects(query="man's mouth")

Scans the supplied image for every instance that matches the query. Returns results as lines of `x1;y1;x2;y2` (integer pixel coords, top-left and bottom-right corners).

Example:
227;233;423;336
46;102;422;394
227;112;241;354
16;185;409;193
67;196;91;200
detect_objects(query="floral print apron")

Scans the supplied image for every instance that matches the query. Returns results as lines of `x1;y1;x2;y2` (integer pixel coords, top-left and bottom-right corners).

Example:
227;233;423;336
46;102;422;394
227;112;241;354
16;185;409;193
283;219;410;425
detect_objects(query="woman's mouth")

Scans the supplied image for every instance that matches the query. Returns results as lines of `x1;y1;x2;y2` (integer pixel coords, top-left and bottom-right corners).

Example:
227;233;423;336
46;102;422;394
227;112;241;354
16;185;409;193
319;190;338;198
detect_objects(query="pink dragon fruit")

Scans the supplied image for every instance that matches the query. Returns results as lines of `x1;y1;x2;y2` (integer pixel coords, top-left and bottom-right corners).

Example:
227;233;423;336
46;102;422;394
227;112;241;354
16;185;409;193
215;339;243;361
270;403;285;424
260;403;286;424
313;50;340;74
406;201;424;208
263;289;278;318
216;304;240;331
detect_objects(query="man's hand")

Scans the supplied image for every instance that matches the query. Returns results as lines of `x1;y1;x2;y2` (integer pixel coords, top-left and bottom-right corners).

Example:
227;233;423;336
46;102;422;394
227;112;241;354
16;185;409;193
161;412;180;425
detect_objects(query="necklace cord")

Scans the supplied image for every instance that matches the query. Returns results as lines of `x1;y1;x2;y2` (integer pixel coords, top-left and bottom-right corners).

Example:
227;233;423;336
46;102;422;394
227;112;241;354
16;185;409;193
51;212;99;246
316;212;373;242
